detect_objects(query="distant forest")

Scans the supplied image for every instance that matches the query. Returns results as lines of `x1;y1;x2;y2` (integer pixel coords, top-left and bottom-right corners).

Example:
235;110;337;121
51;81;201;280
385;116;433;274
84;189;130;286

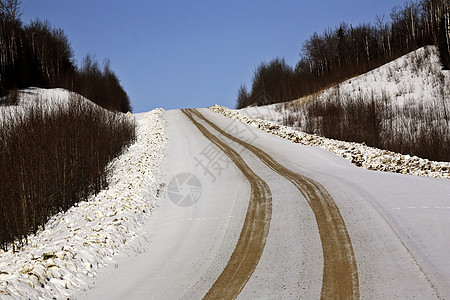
0;0;132;112
237;0;450;108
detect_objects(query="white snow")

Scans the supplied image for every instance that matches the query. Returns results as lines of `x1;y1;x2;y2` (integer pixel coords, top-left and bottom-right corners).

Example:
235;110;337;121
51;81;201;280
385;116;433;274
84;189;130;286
239;46;450;125
0;88;99;123
225;46;449;179
198;108;450;299
45;107;448;299
0;89;167;299
308;46;449;107
210;105;450;179
78;107;449;299
0;44;448;298
15;87;85;106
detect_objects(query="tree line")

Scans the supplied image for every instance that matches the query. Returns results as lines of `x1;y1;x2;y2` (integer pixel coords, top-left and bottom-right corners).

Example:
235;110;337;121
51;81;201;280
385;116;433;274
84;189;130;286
0;1;137;251
237;0;450;108
0;1;131;112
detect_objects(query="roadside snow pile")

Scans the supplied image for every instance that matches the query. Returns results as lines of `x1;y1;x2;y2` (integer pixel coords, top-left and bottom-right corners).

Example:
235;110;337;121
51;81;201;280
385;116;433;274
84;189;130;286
210;105;450;180
0;109;167;299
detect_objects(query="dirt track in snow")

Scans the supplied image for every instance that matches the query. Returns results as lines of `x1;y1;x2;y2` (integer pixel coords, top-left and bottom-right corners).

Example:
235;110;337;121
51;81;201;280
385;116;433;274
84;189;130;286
79;108;448;300
185;109;359;299
182;109;272;298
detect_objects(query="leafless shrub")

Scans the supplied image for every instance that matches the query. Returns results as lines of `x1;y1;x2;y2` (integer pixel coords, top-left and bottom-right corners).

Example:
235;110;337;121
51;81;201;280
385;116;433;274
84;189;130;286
386;66;394;81
411;49;425;72
0;88;18;105
282;112;301;128
298;90;449;161
0;95;136;251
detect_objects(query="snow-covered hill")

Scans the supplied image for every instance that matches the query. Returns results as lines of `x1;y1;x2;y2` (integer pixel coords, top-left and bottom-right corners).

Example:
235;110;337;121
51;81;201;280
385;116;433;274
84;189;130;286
240;46;450;125
231;46;449;177
0;88;99;123
210;105;450;179
0;89;167;299
1;87;95;108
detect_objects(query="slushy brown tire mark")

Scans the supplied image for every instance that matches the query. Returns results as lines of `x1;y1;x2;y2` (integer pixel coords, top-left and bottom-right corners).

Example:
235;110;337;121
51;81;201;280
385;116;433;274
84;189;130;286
182;109;273;300
191;109;360;300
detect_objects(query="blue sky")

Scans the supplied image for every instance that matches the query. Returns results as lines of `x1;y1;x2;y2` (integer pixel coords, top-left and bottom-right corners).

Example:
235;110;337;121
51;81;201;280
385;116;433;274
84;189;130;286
23;0;406;113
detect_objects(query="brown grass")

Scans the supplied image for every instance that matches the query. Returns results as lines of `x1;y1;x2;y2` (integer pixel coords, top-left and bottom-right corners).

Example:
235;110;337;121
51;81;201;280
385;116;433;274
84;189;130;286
282;89;450;162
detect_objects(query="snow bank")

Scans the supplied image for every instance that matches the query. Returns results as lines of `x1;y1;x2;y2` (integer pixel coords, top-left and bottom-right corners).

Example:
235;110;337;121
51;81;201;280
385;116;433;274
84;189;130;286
210;105;449;180
1;87;94;108
0;108;167;299
0;88;98;123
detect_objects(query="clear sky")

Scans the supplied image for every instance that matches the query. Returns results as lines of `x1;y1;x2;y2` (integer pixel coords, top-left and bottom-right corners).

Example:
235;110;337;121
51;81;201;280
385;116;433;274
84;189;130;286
22;0;407;113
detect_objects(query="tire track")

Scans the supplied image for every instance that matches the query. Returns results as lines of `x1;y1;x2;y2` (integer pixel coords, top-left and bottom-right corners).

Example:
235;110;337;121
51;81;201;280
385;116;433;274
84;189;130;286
181;109;272;300
191;109;360;300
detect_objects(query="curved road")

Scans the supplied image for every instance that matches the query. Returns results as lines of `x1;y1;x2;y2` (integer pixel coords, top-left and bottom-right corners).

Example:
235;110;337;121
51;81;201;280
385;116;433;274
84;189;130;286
79;108;450;299
185;109;358;299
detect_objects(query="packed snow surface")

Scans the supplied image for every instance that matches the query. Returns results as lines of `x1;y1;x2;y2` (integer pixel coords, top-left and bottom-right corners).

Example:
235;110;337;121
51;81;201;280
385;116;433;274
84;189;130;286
77;108;450;299
210;105;449;179
0;91;167;299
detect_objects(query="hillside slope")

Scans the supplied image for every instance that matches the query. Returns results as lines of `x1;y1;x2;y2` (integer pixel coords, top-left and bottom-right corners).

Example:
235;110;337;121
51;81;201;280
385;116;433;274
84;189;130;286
0;88;167;299
0;87;106;122
239;46;450;162
241;46;449;128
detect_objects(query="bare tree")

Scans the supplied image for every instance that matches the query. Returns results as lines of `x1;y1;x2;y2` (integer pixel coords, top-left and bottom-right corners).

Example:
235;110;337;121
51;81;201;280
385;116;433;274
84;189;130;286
0;0;22;21
439;0;450;68
236;84;249;108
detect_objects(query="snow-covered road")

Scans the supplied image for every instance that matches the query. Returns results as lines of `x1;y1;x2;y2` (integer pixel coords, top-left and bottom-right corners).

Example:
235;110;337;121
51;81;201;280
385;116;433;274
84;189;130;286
79;108;450;299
